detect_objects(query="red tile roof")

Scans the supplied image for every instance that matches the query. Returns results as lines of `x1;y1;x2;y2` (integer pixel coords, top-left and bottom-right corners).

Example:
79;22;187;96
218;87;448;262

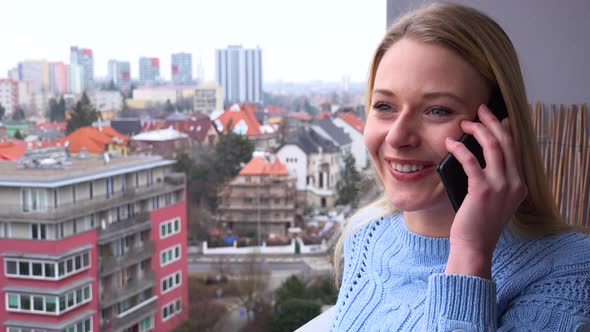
239;156;288;176
215;104;265;136
338;113;365;132
54;126;128;153
163;118;216;142
0;141;27;160
288;112;313;121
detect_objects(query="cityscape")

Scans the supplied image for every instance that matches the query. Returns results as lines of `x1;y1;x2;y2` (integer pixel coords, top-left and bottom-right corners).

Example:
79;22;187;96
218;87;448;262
2;1;588;332
0;36;373;332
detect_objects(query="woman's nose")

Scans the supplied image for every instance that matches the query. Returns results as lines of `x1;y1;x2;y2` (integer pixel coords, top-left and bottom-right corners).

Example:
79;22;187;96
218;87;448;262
384;109;419;149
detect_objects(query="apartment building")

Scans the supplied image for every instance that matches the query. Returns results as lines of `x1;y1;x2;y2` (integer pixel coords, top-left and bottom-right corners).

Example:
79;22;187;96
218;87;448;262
0;148;188;332
217;154;298;237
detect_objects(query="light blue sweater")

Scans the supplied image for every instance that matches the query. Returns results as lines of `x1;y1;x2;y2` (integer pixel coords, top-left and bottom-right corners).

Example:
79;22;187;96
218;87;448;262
331;212;590;331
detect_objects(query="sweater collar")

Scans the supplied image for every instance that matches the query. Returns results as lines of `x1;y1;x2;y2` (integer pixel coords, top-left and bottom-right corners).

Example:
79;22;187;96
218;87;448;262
390;212;451;257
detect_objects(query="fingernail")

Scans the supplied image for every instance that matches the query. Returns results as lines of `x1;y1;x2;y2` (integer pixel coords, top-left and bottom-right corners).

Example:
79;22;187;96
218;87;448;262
446;137;454;143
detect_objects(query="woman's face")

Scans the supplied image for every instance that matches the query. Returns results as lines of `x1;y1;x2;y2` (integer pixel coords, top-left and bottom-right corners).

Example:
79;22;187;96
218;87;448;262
365;38;491;213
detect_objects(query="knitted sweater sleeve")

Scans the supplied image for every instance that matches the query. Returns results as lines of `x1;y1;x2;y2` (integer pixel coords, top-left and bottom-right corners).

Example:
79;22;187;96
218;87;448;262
424;244;590;331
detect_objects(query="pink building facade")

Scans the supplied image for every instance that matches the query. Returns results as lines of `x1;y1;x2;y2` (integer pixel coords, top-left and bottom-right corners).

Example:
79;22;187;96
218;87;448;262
0;151;188;332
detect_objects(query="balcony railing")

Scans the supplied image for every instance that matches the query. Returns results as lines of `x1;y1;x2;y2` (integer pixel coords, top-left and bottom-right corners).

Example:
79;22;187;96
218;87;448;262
0;181;184;222
218;202;296;210
101;295;158;332
101;271;156;308
99;240;155;276
98;212;151;245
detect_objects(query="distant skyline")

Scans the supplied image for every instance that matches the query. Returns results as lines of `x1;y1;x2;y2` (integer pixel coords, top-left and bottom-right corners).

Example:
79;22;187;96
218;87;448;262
1;0;385;83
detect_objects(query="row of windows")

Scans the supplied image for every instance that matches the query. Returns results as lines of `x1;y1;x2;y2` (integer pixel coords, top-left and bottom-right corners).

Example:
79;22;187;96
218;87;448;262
161;271;182;294
5;252;90;280
160;245;181;266
6;313;92;332
64;317;92;332
21;170;155;212
6;284;91;315
160;217;180;239
162;298;182;321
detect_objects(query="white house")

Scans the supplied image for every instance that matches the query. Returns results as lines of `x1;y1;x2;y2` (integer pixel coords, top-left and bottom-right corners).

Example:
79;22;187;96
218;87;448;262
332;113;368;171
276;128;340;212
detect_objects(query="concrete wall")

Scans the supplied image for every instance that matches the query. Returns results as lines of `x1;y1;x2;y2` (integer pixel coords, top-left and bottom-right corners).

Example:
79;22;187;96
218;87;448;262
386;0;590;104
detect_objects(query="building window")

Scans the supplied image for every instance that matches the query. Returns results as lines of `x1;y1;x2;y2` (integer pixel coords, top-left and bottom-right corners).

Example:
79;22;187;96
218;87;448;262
140;315;154;332
160;217;181;239
161;271;182;294
106;177;115;198
61;317;93;332
31;223;47;240
22;188;47;212
5;284;91;315
162;298;182;321
160;245;181;267
5;251;91;280
147;169;154;187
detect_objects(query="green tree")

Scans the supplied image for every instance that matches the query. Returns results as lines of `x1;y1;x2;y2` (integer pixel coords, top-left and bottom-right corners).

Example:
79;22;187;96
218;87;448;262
12;107;25;121
336;153;362;207
212;132;254;182
164;99;175;113
275;275;308;306
48;98;64;122
270;299;322;332
13;129;24;140
66;92;99;134
0;102;5;120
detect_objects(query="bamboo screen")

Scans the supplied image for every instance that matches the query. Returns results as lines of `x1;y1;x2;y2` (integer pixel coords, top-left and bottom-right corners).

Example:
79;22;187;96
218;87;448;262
531;103;589;228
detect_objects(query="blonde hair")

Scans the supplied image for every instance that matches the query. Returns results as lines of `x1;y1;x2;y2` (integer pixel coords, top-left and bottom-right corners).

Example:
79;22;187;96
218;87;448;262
334;3;573;285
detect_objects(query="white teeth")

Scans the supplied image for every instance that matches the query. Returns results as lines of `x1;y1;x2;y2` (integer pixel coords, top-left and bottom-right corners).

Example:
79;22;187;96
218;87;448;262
390;162;425;173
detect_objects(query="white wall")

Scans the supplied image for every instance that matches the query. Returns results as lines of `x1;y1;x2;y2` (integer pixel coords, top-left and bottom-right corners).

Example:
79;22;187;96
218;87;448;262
333;118;368;171
276;145;307;191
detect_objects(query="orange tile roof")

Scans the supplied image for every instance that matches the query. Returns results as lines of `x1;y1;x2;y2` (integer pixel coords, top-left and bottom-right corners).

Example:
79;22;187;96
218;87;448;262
288;112;313;121
338;113;365;132
0;141;27;160
54;126;128;153
239;156;287;176
216;104;264;136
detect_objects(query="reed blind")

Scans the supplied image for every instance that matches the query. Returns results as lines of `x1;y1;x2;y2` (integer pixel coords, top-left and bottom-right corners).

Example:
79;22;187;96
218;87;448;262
532;103;589;229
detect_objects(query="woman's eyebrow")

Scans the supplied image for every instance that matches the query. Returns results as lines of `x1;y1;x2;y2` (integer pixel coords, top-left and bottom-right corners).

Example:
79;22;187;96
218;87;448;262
372;89;395;97
422;92;467;107
372;89;467;107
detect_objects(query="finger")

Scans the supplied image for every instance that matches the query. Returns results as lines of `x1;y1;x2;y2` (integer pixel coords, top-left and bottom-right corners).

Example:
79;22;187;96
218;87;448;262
445;136;485;182
460;120;505;177
501;119;528;200
478;104;507;141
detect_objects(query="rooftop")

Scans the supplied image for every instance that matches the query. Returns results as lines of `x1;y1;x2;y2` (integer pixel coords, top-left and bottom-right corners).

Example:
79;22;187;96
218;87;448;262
312;119;352;146
0;154;174;187
239;156;288;176
338;113;365;133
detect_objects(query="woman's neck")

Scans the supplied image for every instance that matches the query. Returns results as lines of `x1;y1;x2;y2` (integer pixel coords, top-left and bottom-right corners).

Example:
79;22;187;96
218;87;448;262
403;203;455;238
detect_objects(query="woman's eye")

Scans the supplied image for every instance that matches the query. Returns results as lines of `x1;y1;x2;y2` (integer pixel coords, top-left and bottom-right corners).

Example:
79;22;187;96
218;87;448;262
372;102;393;113
429;107;451;117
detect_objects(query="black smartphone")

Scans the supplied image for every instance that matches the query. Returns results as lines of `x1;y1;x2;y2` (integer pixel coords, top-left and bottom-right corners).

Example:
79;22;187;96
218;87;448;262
436;92;508;211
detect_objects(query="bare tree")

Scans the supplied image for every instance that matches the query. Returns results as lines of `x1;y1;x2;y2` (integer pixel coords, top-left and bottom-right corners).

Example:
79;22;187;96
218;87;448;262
232;252;271;323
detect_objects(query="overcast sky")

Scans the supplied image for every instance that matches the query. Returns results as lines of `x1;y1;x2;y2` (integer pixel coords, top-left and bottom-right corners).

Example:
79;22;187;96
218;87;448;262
1;0;385;83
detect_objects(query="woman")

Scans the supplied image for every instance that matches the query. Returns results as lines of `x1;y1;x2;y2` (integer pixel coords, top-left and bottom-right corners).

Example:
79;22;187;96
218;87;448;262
332;3;590;331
